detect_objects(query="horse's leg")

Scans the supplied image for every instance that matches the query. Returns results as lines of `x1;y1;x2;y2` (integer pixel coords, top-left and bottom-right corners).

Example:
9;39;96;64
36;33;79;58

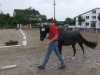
72;44;76;60
58;44;64;65
78;42;86;58
58;44;62;55
58;45;64;59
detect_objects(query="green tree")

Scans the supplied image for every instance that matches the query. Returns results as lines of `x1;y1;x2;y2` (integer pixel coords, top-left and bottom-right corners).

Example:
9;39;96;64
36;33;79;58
98;13;100;21
64;18;75;25
78;15;85;25
14;7;45;26
0;13;11;28
42;15;47;22
0;7;47;28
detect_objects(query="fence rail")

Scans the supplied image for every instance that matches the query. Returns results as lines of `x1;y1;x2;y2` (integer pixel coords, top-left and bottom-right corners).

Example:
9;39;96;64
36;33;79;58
65;27;100;33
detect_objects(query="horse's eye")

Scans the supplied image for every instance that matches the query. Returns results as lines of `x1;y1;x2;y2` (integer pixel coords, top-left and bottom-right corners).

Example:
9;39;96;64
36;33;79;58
41;28;45;31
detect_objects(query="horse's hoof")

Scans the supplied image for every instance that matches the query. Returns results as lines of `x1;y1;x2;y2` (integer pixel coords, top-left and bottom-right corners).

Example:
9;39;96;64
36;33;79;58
71;57;75;61
83;54;87;59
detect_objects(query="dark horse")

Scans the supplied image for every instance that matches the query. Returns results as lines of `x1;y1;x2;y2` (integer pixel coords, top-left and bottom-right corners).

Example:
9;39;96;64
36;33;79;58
40;25;97;59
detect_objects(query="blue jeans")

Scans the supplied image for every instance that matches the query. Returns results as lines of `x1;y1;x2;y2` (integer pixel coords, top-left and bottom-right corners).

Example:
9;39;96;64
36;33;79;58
41;41;65;68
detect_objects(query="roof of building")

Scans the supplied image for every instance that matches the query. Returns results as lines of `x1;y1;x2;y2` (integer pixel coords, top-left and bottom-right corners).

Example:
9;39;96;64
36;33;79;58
13;9;40;16
75;8;100;18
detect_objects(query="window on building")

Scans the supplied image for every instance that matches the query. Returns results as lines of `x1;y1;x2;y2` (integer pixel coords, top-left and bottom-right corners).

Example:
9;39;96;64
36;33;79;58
92;10;96;14
92;16;96;19
86;16;89;19
86;22;89;26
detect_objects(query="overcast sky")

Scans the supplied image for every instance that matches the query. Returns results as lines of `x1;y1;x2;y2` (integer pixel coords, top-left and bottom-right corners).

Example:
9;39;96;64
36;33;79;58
0;0;100;21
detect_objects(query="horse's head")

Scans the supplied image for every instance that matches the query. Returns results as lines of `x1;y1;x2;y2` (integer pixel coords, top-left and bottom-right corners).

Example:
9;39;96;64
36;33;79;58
40;24;50;41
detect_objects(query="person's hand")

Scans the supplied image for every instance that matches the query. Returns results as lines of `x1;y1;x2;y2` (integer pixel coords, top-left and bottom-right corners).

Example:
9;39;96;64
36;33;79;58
45;37;49;39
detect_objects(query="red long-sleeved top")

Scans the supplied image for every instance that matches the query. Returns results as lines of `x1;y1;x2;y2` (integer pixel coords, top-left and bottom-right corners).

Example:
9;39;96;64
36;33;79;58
49;24;58;41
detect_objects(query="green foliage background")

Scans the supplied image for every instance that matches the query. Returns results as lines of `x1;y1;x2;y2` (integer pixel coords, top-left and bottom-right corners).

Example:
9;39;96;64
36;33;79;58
0;7;47;28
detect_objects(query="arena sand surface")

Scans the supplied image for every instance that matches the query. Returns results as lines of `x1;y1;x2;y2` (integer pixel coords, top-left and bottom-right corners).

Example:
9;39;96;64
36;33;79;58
0;29;100;75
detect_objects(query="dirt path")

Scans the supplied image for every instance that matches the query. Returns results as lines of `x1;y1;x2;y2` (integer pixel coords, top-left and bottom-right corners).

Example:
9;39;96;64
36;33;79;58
0;29;100;75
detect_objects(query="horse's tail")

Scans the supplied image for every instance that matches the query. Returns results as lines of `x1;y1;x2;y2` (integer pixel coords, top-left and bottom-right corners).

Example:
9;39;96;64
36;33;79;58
79;33;97;49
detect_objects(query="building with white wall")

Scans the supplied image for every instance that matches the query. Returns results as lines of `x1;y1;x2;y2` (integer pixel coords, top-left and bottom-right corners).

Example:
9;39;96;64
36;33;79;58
75;8;100;29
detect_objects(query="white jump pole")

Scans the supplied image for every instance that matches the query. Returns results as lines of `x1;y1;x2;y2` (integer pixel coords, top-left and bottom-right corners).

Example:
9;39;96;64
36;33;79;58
1;65;16;70
17;24;20;29
30;24;32;29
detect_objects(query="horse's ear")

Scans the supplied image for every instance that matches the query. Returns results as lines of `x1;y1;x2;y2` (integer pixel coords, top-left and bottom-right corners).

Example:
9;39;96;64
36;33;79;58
41;28;45;31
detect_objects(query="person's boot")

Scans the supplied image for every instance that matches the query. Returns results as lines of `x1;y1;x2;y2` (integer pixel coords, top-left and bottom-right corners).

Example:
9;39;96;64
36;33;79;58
58;65;66;70
37;65;45;70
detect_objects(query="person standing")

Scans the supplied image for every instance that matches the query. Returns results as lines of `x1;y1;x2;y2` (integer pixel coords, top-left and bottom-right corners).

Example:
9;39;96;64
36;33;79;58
38;19;66;70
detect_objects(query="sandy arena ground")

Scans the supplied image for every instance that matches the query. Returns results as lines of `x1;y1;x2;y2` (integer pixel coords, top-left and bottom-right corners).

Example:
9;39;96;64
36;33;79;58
0;29;100;75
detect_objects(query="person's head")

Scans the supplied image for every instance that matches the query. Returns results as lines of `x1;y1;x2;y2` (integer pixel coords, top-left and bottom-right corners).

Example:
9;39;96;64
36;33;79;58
47;19;54;26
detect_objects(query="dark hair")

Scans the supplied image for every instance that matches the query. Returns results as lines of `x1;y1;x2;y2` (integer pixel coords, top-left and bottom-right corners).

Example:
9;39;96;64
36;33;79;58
47;19;54;23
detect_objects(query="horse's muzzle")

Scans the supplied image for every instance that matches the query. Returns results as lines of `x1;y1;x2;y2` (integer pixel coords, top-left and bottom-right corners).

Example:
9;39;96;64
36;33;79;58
40;38;44;41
